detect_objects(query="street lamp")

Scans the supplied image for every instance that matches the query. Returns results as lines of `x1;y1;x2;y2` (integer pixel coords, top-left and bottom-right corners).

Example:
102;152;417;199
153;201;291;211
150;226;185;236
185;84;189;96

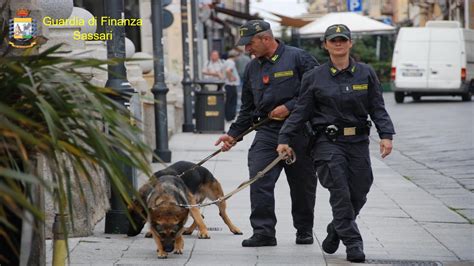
181;0;194;132
103;0;136;234
191;0;199;81
151;0;172;162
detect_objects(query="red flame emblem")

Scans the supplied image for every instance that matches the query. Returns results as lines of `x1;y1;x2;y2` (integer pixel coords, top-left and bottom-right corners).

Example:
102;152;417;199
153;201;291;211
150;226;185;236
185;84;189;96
16;8;30;17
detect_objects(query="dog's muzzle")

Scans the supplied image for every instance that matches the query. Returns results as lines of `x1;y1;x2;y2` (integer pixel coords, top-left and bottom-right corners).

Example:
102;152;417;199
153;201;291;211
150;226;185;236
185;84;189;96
163;243;174;252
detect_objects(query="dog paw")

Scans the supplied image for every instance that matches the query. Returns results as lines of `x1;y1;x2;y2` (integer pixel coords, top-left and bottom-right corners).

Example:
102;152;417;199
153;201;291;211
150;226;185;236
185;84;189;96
174;249;183;254
182;228;193;235
198;233;210;239
144;232;152;238
157;251;168;259
232;230;243;235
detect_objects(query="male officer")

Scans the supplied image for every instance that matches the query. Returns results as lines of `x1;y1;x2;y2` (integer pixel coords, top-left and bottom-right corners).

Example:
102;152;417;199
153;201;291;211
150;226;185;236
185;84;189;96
215;20;319;247
277;24;395;262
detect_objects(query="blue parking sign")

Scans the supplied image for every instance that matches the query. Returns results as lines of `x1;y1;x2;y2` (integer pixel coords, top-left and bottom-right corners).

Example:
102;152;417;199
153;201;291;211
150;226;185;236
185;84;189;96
347;0;362;12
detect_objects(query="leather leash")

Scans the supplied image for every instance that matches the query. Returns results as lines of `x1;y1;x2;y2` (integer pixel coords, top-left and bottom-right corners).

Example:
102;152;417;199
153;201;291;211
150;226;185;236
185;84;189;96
177;152;295;209
176;117;271;178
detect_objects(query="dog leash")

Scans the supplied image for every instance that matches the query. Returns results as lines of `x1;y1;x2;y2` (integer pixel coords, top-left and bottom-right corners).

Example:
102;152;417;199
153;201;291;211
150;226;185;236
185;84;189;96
176;152;296;208
176;117;272;178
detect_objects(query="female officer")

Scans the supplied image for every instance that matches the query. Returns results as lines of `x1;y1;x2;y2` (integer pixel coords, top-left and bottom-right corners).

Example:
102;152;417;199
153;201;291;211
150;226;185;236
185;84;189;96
276;24;395;262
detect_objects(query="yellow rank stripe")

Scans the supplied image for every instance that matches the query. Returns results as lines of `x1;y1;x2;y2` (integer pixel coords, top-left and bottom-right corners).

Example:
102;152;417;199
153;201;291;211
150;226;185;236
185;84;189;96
274;70;294;78
353;84;368;90
14;17;32;22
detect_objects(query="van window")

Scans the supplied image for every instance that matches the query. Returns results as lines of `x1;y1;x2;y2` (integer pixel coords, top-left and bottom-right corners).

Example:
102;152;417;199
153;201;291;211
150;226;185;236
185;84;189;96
430;28;460;41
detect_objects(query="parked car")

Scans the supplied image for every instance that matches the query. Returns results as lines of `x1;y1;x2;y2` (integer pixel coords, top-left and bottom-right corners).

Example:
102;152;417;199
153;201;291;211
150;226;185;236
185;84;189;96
391;21;474;103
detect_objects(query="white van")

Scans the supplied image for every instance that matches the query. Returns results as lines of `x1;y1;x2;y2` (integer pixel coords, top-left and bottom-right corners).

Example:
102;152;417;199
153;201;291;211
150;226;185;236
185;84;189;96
391;21;474;103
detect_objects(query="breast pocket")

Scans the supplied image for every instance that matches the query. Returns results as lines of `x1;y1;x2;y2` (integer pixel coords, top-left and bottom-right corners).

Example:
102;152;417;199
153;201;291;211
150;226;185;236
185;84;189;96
340;83;369;114
273;75;297;99
352;82;369;109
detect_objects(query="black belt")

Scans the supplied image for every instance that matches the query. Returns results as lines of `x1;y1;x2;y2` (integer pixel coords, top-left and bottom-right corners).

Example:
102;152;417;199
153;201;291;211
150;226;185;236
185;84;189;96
314;123;371;141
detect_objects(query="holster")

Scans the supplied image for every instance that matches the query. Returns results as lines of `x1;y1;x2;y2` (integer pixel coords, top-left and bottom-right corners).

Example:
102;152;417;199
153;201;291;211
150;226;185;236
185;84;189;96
304;121;318;156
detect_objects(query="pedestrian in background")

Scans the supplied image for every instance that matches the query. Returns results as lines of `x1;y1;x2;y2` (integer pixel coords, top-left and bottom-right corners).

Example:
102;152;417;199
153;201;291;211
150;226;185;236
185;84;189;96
277;24;395;262
223;50;240;121
234;47;251;81
234;47;251;111
202;50;225;82
215;20;319;247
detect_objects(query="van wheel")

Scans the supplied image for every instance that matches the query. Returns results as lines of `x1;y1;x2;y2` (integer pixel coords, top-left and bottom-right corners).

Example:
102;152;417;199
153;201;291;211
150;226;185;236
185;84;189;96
395;92;405;103
412;95;421;102
461;92;472;102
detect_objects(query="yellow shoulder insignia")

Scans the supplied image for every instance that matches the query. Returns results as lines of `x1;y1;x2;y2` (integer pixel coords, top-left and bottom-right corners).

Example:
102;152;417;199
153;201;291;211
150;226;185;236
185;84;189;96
330;67;337;74
351;66;356;72
271;54;279;61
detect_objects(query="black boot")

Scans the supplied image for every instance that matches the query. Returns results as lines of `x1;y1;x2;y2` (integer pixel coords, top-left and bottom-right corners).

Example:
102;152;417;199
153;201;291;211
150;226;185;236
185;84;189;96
346;245;365;262
322;223;340;254
241;234;277;247
295;230;314;244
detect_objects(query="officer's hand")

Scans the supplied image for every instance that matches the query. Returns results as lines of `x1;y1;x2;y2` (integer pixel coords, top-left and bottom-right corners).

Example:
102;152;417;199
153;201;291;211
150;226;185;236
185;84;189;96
215;134;236;152
380;139;393;158
269;105;290;121
276;144;293;158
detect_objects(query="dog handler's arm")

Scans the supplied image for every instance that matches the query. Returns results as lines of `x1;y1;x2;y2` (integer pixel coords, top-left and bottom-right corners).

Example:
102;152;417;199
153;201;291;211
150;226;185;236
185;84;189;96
277;144;294;158
215;134;236;152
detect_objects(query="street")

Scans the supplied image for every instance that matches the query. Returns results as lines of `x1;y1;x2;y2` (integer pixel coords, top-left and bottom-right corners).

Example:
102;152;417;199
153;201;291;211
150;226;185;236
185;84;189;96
369;93;474;223
46;128;474;264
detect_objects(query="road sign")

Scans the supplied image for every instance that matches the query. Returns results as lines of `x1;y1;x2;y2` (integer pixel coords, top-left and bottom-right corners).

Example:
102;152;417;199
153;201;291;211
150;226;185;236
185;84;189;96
347;0;362;12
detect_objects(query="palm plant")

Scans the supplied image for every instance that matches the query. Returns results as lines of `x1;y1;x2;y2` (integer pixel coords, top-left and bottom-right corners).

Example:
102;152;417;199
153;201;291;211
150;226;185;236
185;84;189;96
0;45;154;264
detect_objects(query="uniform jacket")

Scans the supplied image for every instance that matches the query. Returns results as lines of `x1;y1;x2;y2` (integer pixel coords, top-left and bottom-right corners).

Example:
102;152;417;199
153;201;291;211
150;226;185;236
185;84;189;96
227;40;318;137
279;58;395;144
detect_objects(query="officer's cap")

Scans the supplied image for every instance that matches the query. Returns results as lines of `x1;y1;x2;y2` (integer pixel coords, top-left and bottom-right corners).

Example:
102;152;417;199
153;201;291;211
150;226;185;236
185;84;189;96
324;24;351;41
237;20;271;46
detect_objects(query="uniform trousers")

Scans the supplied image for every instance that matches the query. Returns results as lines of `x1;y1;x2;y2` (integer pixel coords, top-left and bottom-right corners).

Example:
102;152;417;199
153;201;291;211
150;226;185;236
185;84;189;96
312;139;373;248
248;127;317;237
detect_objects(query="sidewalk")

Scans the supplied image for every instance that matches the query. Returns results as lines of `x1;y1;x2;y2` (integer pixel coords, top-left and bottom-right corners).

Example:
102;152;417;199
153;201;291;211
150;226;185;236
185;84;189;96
46;131;473;265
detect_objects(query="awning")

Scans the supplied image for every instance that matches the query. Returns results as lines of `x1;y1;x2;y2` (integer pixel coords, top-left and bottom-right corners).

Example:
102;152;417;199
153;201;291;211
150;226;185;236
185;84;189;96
299;12;396;38
267;11;312;28
214;6;261;21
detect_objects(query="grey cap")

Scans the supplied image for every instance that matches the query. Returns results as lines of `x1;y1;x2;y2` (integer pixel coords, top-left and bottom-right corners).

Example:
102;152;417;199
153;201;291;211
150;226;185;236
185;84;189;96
324;24;351;40
237;20;271;46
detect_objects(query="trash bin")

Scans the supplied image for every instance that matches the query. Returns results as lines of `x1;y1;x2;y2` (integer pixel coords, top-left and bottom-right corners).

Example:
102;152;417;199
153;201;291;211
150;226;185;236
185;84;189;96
194;80;225;133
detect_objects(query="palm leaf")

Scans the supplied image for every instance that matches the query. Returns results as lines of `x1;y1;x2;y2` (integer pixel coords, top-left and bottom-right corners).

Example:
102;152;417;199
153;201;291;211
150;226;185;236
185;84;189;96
0;44;155;259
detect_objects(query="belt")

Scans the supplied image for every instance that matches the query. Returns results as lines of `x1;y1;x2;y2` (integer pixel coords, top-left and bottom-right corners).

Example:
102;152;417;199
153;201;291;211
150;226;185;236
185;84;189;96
253;115;285;125
314;123;371;139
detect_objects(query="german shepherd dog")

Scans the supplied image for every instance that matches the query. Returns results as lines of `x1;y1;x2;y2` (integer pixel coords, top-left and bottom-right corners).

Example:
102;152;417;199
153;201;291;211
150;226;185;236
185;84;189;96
127;161;242;258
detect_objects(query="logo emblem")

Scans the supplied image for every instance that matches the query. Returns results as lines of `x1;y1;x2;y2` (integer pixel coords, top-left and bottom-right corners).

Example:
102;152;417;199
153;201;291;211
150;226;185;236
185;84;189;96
262;75;270;84
9;9;38;48
240;27;248;37
336;26;341;33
